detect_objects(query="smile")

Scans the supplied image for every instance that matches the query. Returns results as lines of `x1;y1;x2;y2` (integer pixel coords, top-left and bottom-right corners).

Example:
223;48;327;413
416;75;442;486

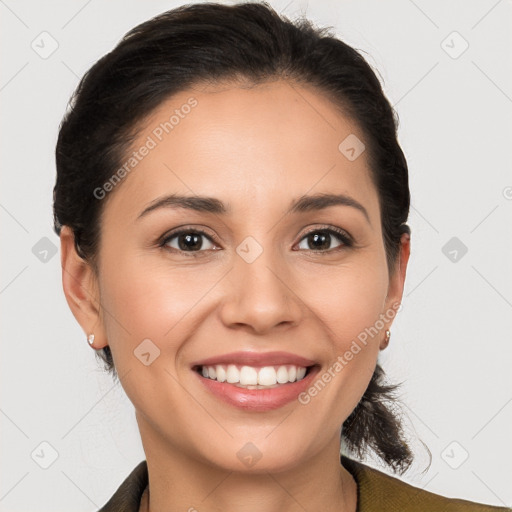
197;364;308;388
191;351;321;411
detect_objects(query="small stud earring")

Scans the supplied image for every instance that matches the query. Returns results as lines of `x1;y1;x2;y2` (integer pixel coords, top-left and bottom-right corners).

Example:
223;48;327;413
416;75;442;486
87;334;95;346
381;329;391;349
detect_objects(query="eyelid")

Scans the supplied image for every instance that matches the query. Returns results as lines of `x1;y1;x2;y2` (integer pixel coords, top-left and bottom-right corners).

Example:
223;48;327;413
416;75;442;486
159;223;354;254
159;226;221;254
294;225;353;250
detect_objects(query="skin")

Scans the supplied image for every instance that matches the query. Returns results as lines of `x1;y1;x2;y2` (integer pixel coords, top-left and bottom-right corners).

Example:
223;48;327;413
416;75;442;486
61;79;410;512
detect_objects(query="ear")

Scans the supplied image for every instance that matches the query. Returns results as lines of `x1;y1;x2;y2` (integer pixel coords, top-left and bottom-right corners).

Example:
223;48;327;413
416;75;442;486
382;231;411;345
60;226;108;350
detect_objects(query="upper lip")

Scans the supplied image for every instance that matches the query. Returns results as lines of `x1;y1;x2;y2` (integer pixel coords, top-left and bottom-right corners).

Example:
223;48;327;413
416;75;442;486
191;351;317;368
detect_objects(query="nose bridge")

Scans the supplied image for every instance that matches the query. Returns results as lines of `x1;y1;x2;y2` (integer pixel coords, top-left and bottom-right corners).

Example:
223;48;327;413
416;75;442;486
219;238;301;333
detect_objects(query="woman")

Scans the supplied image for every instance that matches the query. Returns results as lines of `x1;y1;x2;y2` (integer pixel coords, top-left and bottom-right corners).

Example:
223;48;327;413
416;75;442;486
53;2;510;511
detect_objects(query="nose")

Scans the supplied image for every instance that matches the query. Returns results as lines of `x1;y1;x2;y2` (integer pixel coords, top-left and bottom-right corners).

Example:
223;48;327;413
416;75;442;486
218;249;303;335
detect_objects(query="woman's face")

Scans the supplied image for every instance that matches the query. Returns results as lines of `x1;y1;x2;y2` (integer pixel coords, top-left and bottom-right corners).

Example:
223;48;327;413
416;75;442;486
66;79;408;472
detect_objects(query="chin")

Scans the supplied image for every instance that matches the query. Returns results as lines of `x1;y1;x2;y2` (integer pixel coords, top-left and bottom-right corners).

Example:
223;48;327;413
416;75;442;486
197;436;310;475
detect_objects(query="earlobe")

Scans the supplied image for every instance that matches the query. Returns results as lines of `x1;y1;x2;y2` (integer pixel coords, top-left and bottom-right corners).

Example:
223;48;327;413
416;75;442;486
60;226;108;349
379;329;391;350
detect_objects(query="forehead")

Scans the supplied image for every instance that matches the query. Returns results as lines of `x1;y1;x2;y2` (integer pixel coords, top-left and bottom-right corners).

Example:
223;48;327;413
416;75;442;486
102;79;379;223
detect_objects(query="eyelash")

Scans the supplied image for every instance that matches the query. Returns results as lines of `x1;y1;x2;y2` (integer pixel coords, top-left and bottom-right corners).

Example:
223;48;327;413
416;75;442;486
158;225;353;257
297;226;354;252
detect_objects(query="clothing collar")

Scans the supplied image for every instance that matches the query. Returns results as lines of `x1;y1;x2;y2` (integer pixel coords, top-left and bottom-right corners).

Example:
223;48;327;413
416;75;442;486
100;455;419;512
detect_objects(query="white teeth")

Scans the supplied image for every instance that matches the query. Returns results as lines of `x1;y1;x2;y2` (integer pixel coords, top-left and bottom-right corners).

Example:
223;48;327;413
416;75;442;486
240;366;258;385
200;364;310;386
276;365;289;384
258;366;277;386
226;364;239;383
215;365;226;382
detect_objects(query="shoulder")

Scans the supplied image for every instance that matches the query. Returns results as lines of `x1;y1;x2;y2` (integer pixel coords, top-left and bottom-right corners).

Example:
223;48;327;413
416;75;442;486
97;460;148;512
342;456;511;512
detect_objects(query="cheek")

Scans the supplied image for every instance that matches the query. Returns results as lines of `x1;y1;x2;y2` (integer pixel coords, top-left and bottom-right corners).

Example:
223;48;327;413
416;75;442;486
330;279;387;346
97;254;225;367
294;260;388;415
96;257;201;421
301;257;389;348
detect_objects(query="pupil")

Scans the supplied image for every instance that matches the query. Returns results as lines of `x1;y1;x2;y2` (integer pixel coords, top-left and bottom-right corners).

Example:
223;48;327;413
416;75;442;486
179;233;202;251
309;232;330;250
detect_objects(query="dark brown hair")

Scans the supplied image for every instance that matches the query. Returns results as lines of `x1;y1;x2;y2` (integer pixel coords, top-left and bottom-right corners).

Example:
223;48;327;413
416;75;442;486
53;1;413;473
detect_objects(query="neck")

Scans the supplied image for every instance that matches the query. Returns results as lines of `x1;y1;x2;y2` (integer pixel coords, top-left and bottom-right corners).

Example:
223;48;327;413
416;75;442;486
138;423;357;512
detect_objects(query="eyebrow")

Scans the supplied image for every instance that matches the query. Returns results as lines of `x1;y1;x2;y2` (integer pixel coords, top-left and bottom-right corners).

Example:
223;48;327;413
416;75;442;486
137;192;370;224
137;195;227;220
289;193;370;224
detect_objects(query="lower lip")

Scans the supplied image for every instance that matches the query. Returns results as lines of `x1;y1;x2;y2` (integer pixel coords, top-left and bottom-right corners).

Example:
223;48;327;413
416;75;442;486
194;366;320;411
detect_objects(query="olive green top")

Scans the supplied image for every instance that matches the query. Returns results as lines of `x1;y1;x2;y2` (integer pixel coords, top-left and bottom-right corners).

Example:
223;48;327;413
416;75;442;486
98;456;511;511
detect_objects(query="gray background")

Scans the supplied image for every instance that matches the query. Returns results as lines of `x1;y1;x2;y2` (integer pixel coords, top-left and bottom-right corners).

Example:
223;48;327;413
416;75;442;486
1;0;511;510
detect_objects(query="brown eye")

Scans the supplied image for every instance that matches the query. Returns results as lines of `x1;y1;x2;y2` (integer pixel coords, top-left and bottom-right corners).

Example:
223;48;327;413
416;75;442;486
163;230;216;252
296;229;351;252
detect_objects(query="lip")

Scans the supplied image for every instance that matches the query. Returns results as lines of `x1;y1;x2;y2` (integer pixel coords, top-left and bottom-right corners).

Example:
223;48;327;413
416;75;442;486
190;351;318;368
194;364;321;412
